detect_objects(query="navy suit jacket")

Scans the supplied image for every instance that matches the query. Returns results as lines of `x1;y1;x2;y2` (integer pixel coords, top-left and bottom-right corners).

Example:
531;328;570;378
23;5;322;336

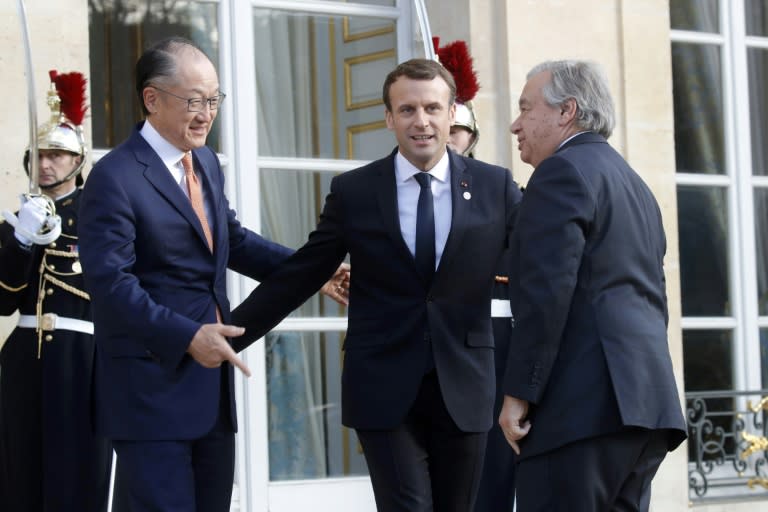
502;132;687;459
232;148;522;432
78;123;292;440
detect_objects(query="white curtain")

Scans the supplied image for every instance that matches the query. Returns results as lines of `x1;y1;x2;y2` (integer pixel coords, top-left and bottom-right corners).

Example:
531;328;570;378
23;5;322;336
254;9;327;480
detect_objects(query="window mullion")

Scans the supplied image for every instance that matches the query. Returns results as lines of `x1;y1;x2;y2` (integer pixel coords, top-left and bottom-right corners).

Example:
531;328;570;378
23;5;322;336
726;0;762;391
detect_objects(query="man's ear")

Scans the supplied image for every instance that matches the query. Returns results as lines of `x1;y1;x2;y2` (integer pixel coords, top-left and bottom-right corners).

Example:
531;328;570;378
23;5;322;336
559;98;577;124
385;108;395;131
143;87;159;114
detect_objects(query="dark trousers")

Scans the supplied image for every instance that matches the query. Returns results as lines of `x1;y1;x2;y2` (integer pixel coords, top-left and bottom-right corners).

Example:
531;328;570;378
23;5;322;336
515;428;670;512
357;371;487;512
111;380;234;512
473;377;515;512
0;335;112;512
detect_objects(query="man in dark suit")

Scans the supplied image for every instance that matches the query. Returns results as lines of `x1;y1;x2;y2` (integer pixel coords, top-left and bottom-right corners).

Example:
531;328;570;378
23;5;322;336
78;37;346;511
230;58;522;511
437;35;517;512
499;60;687;511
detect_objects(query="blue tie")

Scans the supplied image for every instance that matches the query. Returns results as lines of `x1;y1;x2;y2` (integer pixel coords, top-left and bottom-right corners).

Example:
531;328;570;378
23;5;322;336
414;172;435;286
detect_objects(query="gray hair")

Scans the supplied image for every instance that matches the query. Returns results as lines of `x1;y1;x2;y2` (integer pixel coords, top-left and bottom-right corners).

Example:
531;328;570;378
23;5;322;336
528;60;615;139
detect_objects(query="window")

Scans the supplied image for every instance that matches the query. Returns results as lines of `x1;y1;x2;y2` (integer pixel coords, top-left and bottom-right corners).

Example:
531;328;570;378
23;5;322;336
671;0;768;502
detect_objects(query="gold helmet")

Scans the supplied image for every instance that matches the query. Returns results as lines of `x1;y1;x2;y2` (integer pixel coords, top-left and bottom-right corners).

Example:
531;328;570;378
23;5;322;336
433;38;480;156
24;70;88;188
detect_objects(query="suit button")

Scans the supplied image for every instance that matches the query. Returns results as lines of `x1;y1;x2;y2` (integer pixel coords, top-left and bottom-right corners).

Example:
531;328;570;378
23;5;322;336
426;296;434;303
45;334;53;342
423;332;430;342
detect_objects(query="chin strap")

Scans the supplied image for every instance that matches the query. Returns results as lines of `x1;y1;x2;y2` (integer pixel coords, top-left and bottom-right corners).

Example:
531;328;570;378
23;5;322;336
2;193;62;246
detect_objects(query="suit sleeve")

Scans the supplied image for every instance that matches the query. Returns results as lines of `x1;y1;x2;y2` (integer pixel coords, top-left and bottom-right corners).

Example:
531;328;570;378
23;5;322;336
502;156;594;404
505;168;524;240
0;220;34;315
230;175;348;352
78;164;201;369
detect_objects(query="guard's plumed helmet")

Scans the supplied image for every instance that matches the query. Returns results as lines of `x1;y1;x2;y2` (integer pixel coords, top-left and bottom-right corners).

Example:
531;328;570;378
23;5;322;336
25;70;89;188
433;37;480;156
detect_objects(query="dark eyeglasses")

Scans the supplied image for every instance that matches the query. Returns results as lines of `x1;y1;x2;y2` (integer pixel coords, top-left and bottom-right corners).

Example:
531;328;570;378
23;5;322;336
151;86;226;112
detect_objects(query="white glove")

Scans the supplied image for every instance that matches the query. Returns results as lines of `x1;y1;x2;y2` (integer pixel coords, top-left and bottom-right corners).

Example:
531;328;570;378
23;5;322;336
14;195;51;246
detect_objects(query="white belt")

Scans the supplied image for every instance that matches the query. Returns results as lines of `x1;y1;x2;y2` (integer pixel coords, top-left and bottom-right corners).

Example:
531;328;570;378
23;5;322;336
491;299;512;318
17;313;94;335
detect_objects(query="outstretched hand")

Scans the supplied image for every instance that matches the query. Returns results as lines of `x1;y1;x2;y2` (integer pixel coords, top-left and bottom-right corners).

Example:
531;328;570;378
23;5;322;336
498;395;532;455
320;262;351;306
187;323;251;377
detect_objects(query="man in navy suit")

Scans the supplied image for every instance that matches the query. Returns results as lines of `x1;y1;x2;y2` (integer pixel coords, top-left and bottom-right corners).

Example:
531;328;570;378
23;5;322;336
78;37;346;511
230;58;522;511
499;60;687;511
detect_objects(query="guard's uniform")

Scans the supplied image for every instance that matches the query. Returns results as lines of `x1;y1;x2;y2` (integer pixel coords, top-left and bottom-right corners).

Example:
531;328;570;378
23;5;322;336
0;188;111;512
474;252;516;512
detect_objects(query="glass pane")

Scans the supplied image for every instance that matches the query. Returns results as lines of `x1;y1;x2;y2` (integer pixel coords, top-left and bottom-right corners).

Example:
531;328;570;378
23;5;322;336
317;0;394;4
265;330;368;480
88;1;222;151
254;8;398;159
746;0;768;36
755;189;768;314
677;186;730;316
260;168;348;319
748;48;768;176
763;329;768;389
671;43;725;174
670;0;719;32
683;330;733;392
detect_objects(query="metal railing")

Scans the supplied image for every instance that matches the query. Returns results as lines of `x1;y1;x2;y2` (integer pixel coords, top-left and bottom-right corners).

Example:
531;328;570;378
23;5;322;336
686;389;768;503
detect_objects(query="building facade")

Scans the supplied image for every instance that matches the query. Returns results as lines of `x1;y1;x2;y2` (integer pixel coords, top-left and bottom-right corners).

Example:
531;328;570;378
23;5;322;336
1;1;766;510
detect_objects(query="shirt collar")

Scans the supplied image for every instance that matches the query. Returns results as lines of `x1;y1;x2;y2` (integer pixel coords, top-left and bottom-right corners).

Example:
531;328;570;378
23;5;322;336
394;149;450;184
557;131;589;150
140;120;187;168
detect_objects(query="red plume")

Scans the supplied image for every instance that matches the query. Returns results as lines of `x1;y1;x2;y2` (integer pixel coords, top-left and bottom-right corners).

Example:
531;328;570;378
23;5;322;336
435;40;479;104
52;71;88;125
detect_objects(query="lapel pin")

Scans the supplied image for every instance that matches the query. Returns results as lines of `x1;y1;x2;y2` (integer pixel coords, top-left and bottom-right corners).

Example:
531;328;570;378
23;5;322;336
460;179;469;188
463;191;471;200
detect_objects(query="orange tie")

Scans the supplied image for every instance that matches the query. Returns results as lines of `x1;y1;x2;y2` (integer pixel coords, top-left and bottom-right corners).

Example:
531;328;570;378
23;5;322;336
181;152;214;252
181;152;222;323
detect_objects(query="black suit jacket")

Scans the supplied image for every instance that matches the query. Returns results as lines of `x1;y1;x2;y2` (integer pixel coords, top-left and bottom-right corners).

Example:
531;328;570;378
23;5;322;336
502;132;687;459
233;148;522;432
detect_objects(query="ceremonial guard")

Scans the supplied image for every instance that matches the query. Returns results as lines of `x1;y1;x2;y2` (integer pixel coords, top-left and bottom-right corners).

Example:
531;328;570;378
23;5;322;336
0;71;112;511
435;37;517;511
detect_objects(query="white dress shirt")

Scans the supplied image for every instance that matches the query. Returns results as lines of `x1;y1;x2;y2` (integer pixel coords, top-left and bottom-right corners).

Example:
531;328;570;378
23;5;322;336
140;120;213;222
395;150;452;269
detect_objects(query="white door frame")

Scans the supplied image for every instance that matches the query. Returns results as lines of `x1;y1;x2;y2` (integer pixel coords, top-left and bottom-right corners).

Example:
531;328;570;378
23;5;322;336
222;1;423;510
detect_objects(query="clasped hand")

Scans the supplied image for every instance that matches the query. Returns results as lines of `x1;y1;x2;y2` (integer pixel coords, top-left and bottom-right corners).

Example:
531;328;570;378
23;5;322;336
498;395;532;455
187;263;351;376
187;323;251;376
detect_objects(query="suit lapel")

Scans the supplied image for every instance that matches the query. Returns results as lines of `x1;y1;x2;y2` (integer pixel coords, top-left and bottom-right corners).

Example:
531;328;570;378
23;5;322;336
376;150;418;266
191;150;220;246
435;151;470;278
133;132;212;251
